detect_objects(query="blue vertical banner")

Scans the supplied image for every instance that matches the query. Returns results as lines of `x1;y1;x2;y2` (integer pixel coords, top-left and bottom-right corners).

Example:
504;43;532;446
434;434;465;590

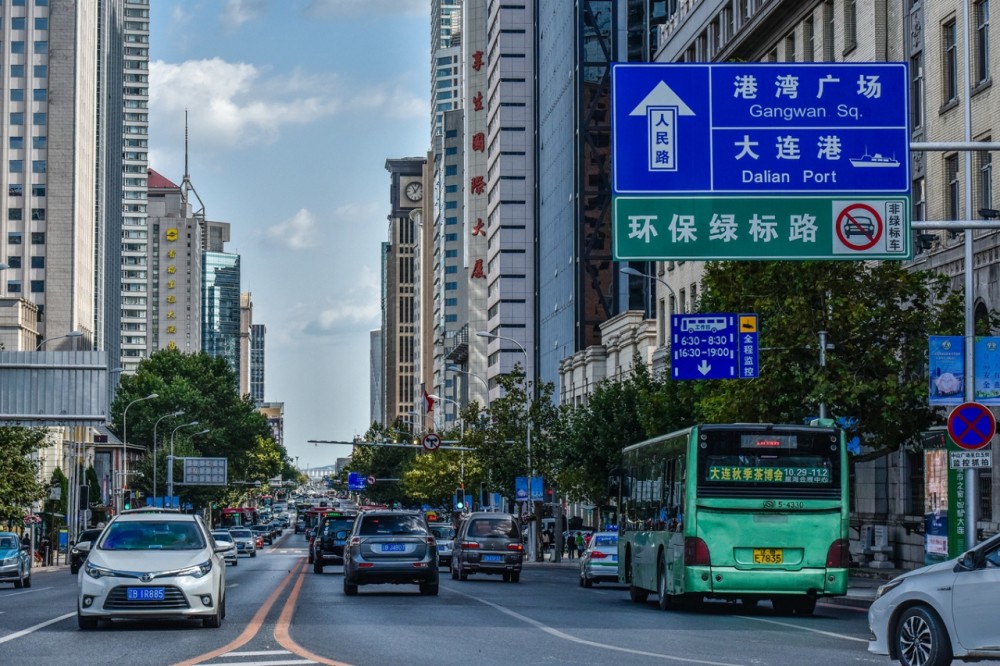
530;477;544;502
514;477;528;502
929;335;964;406
975;337;1000;405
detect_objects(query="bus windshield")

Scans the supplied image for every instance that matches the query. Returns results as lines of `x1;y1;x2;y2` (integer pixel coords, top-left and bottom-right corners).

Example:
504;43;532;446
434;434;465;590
696;427;841;499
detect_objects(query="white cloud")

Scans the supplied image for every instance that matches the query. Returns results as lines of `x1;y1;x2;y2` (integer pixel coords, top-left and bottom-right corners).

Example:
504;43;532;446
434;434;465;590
303;0;428;18
263;208;319;250
353;84;429;120
222;0;268;28
301;266;381;336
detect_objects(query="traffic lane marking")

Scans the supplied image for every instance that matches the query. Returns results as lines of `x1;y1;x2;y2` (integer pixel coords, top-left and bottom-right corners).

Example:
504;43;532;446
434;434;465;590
737;614;868;643
273;554;351;666
0;612;74;645
445;584;743;665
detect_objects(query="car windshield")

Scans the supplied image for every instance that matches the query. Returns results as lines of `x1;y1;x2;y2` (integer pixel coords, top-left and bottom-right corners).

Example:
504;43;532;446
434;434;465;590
230;530;251;538
468;518;519;539
358;514;428;536
0;536;17;549
100;521;206;551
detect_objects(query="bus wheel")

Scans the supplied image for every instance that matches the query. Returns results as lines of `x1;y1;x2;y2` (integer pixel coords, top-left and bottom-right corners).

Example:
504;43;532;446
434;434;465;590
771;596;796;615
793;596;816;616
629;584;649;603
656;557;670;611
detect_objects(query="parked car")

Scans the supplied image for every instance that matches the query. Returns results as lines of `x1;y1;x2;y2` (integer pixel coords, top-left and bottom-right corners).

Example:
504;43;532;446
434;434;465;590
0;532;31;588
77;509;227;629
451;512;522;582
579;531;618;588
211;531;238;566
428;523;456;571
311;512;357;572
342;510;438;595
868;532;1000;666
70;528;105;575
228;528;256;558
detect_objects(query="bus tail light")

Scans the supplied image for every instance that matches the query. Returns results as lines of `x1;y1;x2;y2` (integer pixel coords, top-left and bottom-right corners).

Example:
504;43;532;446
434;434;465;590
826;539;850;568
684;537;711;566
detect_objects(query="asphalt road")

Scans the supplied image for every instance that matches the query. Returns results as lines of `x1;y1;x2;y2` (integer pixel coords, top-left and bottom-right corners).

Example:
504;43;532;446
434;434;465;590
0;532;884;666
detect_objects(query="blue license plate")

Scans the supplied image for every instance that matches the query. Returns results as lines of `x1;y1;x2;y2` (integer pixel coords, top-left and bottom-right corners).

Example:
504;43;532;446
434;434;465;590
482;554;503;562
381;543;406;552
334;540;346;546
127;587;165;601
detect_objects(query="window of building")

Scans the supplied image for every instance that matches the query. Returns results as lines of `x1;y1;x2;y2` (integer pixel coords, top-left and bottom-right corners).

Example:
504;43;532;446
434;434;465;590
445;146;457;155
445;265;458;274
31;160;45;173
12;17;26;30
32;112;45;126
8;233;22;245
32;136;45;149
843;0;857;53
445;249;458;258
11;42;24;54
975;0;991;85
445;281;458;291
8;160;22;173
9;136;23;150
30;208;43;221
946;154;960;222
445;165;458;176
34;17;48;30
30;280;43;293
445;233;457;242
8;208;22;221
445;216;458;225
804;16;815;62
8;185;21;197
979;147;993;212
7;256;20;269
33;65;46;78
943;20;958;104
30;255;43;269
445;184;457;193
10;113;23;126
33;42;48;54
445;314;458;323
910;52;925;130
822;1;835;61
30;232;44;245
11;65;24;78
784;32;795;61
7;281;21;293
912;177;926;221
10;88;24;102
31;184;45;197
32;88;46;101
445;297;458;306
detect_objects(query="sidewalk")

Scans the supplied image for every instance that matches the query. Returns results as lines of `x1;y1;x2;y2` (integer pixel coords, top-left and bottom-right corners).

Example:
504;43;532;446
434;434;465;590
524;555;902;609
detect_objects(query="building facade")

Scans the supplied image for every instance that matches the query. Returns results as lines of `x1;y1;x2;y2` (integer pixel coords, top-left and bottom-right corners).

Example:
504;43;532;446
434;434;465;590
250;322;265;404
202;250;240;381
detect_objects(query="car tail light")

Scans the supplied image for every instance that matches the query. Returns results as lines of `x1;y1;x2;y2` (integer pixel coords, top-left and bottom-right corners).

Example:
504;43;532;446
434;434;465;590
461;541;479;549
590;550;607;559
426;536;437;548
684;537;711;566
826;538;850;568
350;536;361;547
358;562;374;568
506;543;523;552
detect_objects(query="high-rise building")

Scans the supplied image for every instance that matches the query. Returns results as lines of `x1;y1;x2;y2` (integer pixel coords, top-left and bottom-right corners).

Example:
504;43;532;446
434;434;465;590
430;0;462;142
0;0;101;351
239;292;252;397
250;323;265;404
202;249;240;383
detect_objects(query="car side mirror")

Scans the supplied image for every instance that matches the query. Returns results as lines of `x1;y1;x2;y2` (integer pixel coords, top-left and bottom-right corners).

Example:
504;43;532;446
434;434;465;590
76;541;92;554
955;551;977;571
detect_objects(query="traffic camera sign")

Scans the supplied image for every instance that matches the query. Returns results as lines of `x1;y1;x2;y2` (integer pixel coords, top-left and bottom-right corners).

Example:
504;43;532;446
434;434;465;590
671;313;758;380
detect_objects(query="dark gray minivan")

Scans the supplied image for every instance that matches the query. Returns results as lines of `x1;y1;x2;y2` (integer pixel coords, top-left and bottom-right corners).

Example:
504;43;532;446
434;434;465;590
451;512;523;582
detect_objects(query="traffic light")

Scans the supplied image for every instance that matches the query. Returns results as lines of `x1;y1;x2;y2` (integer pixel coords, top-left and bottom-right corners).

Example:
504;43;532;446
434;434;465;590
455;487;466;511
123;490;133;510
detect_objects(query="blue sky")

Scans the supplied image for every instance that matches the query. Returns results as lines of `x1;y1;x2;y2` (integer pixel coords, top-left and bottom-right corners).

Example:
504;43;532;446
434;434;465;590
149;0;431;470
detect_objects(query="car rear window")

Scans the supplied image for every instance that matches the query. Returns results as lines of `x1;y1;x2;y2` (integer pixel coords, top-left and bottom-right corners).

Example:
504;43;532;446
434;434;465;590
593;535;617;548
320;519;354;535
101;521;205;550
230;530;251;538
429;525;456;539
358;514;428;536
467;518;519;539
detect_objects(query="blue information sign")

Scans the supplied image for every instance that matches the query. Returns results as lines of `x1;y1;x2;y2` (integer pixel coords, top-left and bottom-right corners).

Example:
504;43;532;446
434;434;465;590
612;62;910;195
347;472;366;491
672;313;758;380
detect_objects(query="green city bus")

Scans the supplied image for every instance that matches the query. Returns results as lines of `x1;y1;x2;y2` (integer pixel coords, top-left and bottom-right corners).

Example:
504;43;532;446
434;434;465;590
617;422;849;615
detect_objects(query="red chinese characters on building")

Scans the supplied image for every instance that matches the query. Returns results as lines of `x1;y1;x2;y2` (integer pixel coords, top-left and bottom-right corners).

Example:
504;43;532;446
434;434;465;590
470;176;485;195
471;218;486;236
472;50;484;72
472;92;483;111
471;132;485;153
471;259;486;279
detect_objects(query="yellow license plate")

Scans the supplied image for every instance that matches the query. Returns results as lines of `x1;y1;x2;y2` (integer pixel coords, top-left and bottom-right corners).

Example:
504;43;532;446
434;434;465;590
753;548;783;564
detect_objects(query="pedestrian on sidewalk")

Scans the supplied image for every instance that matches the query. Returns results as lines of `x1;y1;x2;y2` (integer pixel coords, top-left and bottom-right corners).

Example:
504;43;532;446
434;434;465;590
566;532;575;559
576;532;585;558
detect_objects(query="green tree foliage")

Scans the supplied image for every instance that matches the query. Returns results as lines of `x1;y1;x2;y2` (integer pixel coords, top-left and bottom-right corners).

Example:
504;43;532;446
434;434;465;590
697;260;966;454
113;349;285;508
346;422;419;506
0;426;48;520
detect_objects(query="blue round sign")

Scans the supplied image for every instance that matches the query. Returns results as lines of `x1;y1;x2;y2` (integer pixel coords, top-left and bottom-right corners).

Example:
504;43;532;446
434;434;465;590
948;402;997;450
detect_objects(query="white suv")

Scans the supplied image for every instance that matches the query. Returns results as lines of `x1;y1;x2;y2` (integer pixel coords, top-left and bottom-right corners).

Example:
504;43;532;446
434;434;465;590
77;509;227;629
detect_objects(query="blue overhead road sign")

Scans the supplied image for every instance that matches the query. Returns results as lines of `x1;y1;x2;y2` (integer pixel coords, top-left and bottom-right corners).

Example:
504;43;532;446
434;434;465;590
672;313;758;380
612;62;910;195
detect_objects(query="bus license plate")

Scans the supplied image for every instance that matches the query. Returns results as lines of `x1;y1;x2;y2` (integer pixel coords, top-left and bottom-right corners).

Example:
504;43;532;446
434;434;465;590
127;587;165;601
753;548;783;564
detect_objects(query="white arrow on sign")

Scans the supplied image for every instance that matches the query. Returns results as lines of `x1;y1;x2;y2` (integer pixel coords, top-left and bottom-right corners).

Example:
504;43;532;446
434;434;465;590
697;360;712;376
630;81;696;173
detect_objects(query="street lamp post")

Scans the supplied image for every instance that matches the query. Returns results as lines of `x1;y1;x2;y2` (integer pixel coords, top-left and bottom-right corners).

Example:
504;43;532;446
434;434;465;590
121;393;158;511
35;329;84;351
429;394;463;439
152;410;184;506
445;364;490;409
475;330;540;561
167;421;201;508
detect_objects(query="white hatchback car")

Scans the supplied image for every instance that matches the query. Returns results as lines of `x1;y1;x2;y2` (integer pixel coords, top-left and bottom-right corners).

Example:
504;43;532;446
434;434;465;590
78;509;227;629
868;532;1000;666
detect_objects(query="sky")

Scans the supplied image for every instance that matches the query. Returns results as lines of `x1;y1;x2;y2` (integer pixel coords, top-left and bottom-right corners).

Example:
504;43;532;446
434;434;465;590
148;0;431;470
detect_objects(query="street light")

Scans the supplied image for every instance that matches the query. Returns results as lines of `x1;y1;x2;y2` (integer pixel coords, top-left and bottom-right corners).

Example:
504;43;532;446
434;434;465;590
619;266;677;299
476;330;538;559
35;329;84;351
446;364;491;408
122;393;158;511
167;422;205;507
152;410;184;505
429;394;463;438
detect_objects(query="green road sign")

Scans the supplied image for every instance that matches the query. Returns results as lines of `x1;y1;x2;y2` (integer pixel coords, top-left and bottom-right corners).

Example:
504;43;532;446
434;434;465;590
613;195;911;261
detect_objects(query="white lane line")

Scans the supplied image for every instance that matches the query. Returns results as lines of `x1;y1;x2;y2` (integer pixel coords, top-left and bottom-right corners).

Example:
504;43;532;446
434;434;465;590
446;586;744;665
0;587;52;598
0;612;75;645
201;660;315;666
225;651;293;657
737;615;869;643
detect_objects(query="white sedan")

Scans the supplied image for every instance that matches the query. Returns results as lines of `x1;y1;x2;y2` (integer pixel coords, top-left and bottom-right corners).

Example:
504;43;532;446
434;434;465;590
868;532;1000;666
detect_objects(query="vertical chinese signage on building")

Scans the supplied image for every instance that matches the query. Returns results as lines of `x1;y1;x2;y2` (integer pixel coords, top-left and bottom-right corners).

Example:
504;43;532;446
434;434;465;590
164;228;179;349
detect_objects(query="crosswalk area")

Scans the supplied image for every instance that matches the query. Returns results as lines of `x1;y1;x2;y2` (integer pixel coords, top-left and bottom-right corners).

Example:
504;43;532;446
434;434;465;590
201;649;317;665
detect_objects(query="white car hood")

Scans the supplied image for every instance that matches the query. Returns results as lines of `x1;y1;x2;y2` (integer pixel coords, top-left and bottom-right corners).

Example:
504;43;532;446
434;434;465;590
89;548;209;574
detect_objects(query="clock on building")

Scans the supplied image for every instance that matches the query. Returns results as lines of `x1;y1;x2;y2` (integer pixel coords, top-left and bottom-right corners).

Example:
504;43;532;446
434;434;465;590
405;181;423;202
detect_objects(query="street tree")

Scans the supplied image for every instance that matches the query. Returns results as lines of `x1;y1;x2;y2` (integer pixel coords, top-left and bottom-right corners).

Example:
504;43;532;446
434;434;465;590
347;421;419;506
0;426;48;522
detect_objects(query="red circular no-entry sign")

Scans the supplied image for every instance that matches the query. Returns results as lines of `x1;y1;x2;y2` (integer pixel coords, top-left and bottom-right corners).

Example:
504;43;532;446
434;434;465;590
948;402;997;450
835;203;883;251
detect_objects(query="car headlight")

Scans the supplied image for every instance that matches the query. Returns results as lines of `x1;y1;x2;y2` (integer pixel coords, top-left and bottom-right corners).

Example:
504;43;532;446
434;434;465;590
176;560;213;578
2;557;17;566
875;578;904;599
84;560;117;579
